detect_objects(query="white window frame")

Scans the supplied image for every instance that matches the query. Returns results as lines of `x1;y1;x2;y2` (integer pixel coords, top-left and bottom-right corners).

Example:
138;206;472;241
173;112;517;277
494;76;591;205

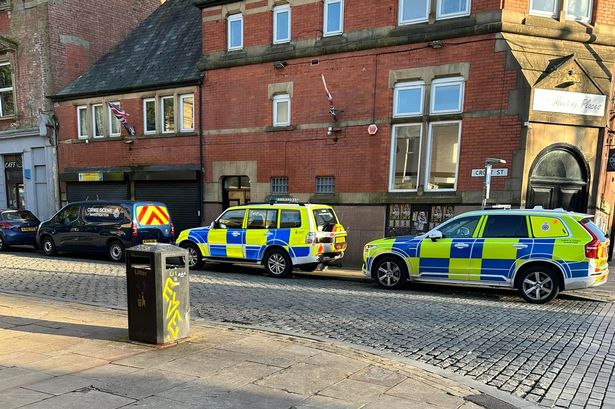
388;124;423;192
77;105;88;139
144;98;156;135
273;94;291;126
398;0;429;25
430;77;465;115
529;0;558;18
424;120;462;192
273;4;291;44
179;94;194;132
0;62;14;118
108;101;121;137
228;13;244;51
160;96;175;134
92;103;104;139
323;0;344;36
566;0;593;22
437;0;471;20
393;81;425;118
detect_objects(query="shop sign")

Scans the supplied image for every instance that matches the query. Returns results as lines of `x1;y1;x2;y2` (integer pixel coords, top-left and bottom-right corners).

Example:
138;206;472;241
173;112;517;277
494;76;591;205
607;148;615;172
78;172;103;182
471;168;509;177
533;89;606;117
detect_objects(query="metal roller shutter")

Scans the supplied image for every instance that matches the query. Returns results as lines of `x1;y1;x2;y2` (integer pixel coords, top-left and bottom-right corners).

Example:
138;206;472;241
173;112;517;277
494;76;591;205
135;181;200;233
66;182;129;202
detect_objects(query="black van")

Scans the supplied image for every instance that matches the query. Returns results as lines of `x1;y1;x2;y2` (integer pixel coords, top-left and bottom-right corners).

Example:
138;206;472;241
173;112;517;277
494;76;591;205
36;201;174;261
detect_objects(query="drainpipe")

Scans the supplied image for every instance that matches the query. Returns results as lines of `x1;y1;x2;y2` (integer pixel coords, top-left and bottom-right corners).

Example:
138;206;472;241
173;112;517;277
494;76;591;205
198;74;205;224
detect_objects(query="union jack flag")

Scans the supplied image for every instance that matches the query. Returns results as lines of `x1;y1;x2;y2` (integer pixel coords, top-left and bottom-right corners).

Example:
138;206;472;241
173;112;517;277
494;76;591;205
321;74;342;120
108;102;136;136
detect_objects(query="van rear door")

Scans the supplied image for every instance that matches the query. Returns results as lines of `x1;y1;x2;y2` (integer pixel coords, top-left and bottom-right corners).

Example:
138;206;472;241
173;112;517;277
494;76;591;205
134;203;173;243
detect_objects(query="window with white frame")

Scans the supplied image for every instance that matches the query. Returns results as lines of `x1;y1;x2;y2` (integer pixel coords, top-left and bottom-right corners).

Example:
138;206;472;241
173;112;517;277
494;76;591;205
271;177;289;194
393;81;424;117
316;176;335;194
273;94;290;126
390;124;422;191
430;77;464;114
529;0;558;17
144;98;156;134
109;102;121;137
324;0;343;36
228;13;243;50
425;121;461;191
0;63;15;117
399;0;470;25
273;5;291;44
566;0;592;21
161;96;175;134
92;104;104;138
77;106;88;139
180;94;194;132
437;0;470;19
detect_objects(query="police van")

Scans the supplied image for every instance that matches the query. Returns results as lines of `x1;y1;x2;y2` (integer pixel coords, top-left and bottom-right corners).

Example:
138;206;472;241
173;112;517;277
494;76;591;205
176;200;347;277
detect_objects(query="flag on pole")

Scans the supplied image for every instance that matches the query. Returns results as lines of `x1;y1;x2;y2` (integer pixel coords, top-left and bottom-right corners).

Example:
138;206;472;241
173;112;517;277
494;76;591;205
321;74;340;120
108;102;136;136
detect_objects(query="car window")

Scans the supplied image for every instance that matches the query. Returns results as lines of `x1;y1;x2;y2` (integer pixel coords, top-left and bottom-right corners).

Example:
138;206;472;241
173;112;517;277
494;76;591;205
247;209;278;229
280;210;301;228
57;205;80;225
313;208;338;232
437;216;480;239
482;215;528;238
530;216;569;238
218;209;245;229
84;205;129;224
2;211;39;223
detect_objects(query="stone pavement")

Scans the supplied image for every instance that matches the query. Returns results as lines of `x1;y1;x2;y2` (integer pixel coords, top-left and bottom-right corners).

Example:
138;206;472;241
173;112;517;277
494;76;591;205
0;292;502;409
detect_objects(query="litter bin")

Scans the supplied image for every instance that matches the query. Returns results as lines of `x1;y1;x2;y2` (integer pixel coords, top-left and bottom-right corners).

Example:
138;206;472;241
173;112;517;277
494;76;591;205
125;243;190;344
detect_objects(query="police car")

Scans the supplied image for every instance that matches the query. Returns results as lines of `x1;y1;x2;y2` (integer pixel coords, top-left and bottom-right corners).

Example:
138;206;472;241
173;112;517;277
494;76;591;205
362;209;609;303
176;200;347;277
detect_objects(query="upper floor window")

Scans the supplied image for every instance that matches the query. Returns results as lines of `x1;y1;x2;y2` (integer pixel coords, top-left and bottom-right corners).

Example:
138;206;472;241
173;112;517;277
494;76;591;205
180;94;194;132
228;14;243;51
77;106;88;139
393;81;424;117
399;0;470;25
273;94;291;126
271;177;289;194
529;0;558;18
437;0;470;19
430;77;464;114
324;0;344;36
92;104;104;138
0;63;15;118
161;96;175;134
144;98;156;135
316;176;336;194
566;0;592;22
108;102;121;137
273;5;291;44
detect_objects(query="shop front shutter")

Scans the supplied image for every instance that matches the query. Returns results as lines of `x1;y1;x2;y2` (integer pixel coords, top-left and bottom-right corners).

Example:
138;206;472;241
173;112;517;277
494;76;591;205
66;182;129;203
135;181;200;233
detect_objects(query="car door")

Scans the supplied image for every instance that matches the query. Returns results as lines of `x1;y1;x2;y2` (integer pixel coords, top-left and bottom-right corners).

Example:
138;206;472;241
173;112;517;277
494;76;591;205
418;215;481;281
470;214;531;283
208;209;246;259
52;204;82;250
81;204;127;250
245;208;278;261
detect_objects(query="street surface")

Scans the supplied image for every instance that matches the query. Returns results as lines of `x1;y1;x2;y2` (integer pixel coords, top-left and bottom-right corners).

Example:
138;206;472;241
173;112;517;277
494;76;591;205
0;251;614;408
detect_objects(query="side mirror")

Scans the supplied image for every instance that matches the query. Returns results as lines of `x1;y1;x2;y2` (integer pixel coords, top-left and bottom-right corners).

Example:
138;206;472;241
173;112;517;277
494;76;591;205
428;230;443;242
210;221;218;229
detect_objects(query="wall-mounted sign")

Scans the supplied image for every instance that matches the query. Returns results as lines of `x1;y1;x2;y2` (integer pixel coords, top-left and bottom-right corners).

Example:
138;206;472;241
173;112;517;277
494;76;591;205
608;148;615;172
533;88;606;117
78;172;103;182
3;154;22;169
471;168;509;177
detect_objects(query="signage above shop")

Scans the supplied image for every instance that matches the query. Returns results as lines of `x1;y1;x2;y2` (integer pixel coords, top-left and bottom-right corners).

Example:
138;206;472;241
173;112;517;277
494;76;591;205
533;89;606;117
471;168;509;177
78;172;103;182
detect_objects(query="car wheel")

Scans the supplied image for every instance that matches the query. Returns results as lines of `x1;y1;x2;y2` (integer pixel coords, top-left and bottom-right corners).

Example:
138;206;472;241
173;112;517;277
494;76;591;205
41;236;57;256
373;256;408;290
298;263;319;272
517;266;560;304
108;240;125;262
0;234;7;251
181;242;203;270
264;248;292;278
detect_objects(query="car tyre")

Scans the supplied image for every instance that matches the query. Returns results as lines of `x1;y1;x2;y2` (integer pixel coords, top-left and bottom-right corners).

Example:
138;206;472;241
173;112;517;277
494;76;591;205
517;266;560;304
41;236;57;256
373;256;408;290
298;263;319;272
108;240;125;262
264;248;293;278
181;242;204;270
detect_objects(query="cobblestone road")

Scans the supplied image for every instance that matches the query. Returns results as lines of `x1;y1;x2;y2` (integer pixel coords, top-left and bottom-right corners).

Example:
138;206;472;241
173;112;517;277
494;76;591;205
0;251;614;408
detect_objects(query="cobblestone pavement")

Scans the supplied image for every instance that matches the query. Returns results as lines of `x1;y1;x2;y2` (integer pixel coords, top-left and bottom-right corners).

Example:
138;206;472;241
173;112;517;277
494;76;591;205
0;251;614;408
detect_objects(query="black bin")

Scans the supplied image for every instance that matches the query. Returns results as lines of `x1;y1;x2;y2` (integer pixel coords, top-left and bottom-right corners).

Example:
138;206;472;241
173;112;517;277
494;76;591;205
125;243;190;344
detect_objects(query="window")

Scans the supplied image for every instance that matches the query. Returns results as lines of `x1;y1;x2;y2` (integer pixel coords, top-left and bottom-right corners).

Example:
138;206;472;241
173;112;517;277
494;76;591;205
273;94;290;126
218;209;245;229
394;81;424;117
109;102;121;137
144;98;156;134
273;5;291;44
324;0;343;36
56;205;80;225
566;0;592;21
248;209;278;229
0;63;15;117
430;77;464;114
313;208;339;231
389;124;422;191
399;0;428;24
161;96;175;134
530;216;569;238
77;106;88;139
425;121;461;191
438;216;480;238
437;0;470;19
180;94;194;132
529;0;557;17
280;210;301;228
92;104;104;138
316;176;335;194
482;215;529;238
228;14;243;50
271;177;289;194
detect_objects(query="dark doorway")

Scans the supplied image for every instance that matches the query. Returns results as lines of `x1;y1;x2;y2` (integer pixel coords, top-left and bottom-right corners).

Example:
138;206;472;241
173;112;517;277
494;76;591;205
4;154;24;209
222;176;250;209
527;145;589;212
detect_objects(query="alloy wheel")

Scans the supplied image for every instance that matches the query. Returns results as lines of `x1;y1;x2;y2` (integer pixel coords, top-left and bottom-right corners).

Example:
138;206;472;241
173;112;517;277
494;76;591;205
187;246;198;268
522;271;554;302
268;253;286;275
377;261;401;287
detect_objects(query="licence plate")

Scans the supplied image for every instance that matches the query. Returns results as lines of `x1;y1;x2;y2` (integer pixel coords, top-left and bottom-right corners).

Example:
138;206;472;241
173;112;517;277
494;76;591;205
21;227;36;232
142;239;157;244
335;236;346;244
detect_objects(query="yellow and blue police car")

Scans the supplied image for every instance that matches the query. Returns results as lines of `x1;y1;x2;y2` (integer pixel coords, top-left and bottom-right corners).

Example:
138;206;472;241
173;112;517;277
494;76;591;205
176;200;347;277
362;209;609;303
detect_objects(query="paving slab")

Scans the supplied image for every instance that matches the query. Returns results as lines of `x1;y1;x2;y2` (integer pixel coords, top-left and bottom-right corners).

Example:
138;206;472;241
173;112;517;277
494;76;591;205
0;387;53;409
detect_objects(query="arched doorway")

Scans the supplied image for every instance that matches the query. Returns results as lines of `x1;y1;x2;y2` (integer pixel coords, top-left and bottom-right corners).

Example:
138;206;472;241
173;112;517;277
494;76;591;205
527;145;589;212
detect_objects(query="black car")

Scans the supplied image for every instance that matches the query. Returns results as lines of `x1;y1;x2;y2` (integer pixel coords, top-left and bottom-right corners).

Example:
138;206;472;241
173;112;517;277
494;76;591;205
0;209;40;251
36;201;174;261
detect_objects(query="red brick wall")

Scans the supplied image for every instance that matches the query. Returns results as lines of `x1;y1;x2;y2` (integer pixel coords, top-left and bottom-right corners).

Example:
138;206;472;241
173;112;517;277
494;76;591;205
0;10;9;33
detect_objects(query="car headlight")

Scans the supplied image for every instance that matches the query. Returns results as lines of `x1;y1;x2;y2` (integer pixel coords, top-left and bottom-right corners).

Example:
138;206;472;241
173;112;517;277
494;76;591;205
364;244;377;253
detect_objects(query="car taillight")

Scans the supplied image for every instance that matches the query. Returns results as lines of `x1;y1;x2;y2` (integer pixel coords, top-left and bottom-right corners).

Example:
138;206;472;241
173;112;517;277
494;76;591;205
0;222;11;229
582;222;600;259
132;222;138;239
171;223;175;238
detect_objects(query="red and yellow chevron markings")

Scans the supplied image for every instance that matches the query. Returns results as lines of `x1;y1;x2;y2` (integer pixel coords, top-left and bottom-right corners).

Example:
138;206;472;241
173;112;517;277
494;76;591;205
136;205;170;226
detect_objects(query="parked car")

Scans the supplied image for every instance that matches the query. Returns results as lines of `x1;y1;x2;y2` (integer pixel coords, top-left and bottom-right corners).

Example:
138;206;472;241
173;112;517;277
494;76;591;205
176;200;347;276
363;208;609;304
0;209;40;251
37;201;174;261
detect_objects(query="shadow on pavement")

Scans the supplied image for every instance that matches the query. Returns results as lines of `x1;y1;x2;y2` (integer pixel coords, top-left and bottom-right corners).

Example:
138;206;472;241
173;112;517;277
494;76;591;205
0;315;127;342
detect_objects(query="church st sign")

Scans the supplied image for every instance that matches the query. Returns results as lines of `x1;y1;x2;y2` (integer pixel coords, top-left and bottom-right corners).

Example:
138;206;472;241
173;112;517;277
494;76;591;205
533;89;606;117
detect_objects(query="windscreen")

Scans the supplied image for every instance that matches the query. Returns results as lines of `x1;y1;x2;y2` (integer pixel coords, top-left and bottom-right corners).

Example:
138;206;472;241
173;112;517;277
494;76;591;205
2;211;39;223
313;208;339;231
136;205;171;226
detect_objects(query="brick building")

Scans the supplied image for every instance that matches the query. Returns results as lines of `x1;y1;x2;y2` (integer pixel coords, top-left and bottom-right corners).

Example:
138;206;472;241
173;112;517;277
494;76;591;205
0;0;159;220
